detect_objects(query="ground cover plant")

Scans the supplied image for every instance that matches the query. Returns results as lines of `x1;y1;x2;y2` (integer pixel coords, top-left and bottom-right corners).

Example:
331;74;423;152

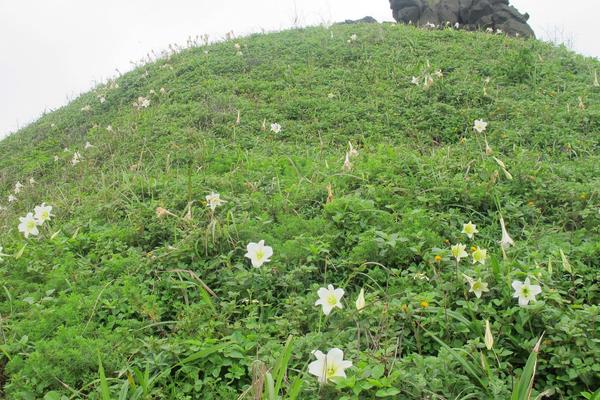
0;22;599;399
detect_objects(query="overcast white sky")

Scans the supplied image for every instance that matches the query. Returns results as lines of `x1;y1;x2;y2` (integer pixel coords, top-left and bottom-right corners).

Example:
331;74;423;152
0;0;598;139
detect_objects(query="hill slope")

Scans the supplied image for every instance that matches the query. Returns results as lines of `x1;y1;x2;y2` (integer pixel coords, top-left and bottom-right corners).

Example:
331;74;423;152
0;23;599;399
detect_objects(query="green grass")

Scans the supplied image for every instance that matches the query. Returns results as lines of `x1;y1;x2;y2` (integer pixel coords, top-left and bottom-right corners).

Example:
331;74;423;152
0;22;599;399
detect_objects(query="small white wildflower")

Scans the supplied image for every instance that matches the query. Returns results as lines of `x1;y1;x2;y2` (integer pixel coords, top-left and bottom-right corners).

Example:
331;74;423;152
80;105;91;112
133;96;150;110
84;141;93;149
512;278;542;307
411;76;420;86
473;119;488;133
472;247;488;265
308;348;352;384
18;213;39;238
463;274;490;298
244;240;273;268
106;125;113;132
205;192;225;211
451;243;468;262
14;181;23;194
34;203;53;225
315;284;344;316
8;194;17;203
71;152;82;166
270;123;282;133
462;222;478;239
29;177;36;185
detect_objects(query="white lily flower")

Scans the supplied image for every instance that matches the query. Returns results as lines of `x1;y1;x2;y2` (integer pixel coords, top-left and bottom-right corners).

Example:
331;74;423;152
451;243;468;262
486;27;494;33
84;141;93;149
205;192;225;211
18;213;39;238
14;181;23;194
463;274;489;298
106;125;113;132
315;284;344;316
411;76;420;86
473;119;488;133
29;177;36;185
499;216;514;249
54;155;59;162
8;194;17;203
133;96;150;110
71;152;82;166
462;221;478;239
244;240;273;268
80;105;91;112
484;320;494;350
308;348;352;384
270;123;282;133
355;288;366;312
512;277;542;307
34;203;53;225
0;245;6;262
454;22;460;29
472;247;488;265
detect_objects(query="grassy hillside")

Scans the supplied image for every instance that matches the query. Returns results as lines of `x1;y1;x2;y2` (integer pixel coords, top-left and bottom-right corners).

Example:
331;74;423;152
0;22;599;399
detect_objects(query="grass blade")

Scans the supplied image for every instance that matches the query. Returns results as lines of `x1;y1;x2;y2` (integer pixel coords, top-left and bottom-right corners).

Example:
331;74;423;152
511;334;544;400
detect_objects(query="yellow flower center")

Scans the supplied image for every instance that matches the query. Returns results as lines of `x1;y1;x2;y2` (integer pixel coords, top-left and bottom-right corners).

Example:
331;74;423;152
521;287;530;297
255;249;264;261
326;366;336;379
26;221;36;230
473;282;482;291
327;294;338;306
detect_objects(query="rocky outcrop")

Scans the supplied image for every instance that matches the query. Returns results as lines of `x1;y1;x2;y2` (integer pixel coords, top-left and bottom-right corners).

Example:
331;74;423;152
389;0;535;37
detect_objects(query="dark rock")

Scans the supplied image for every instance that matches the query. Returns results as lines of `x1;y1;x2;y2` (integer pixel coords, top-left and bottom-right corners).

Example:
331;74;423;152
341;16;378;24
388;0;535;37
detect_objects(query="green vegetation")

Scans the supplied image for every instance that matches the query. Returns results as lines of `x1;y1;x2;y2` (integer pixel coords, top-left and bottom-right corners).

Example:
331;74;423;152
0;22;599;399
